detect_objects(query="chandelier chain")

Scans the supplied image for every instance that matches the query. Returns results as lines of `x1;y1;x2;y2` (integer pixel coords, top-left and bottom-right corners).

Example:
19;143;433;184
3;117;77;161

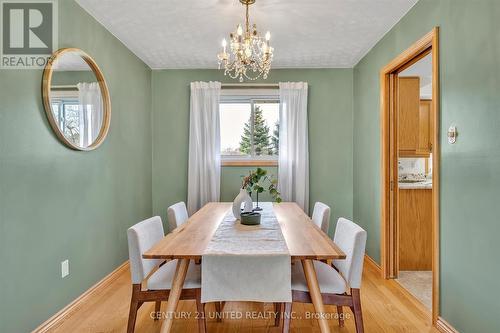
245;3;250;33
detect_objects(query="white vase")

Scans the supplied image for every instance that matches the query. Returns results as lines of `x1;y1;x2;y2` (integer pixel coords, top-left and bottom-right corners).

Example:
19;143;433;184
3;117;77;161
232;188;253;219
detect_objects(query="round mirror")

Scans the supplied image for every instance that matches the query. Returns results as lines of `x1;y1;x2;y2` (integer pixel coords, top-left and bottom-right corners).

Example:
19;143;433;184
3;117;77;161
42;48;111;150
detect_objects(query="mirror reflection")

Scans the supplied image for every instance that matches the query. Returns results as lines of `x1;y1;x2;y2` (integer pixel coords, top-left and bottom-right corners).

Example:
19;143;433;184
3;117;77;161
49;52;104;148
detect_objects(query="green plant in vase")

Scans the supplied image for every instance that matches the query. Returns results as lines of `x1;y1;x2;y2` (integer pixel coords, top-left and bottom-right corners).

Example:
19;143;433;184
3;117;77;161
241;167;282;211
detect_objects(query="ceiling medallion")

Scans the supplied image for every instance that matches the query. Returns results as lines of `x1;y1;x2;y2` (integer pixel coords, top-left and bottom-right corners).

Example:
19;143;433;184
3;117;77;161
217;0;274;82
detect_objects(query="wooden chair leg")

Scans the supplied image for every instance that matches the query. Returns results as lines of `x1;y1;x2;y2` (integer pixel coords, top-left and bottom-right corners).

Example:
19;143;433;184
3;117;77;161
127;285;141;333
351;289;364;333
274;302;282;327
195;290;207;333
337;306;344;327
127;300;139;333
154;301;162;321
282;302;292;333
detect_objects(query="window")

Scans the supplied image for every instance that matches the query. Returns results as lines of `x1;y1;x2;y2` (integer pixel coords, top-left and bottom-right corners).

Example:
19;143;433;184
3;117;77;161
220;95;279;165
50;90;81;146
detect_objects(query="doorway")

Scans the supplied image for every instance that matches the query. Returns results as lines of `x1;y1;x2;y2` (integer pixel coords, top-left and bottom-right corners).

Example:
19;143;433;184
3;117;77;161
380;28;440;324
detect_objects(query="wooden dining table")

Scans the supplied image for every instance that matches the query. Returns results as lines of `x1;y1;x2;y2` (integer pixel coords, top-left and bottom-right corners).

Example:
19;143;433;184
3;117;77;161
143;202;346;333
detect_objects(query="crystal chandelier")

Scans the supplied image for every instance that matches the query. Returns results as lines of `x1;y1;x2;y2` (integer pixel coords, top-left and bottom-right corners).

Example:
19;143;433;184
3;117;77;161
217;0;274;82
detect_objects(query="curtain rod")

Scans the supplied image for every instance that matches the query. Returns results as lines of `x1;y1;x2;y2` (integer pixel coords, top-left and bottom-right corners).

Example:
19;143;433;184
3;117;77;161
189;83;309;88
51;85;78;91
52;85;77;88
221;83;279;88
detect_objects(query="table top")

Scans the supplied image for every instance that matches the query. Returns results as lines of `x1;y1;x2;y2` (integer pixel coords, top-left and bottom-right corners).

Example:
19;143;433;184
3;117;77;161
143;202;346;260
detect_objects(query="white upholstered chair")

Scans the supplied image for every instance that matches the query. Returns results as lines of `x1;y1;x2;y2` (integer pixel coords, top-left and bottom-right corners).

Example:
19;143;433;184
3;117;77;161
127;216;205;333
167;201;189;232
283;218;367;333
311;202;331;234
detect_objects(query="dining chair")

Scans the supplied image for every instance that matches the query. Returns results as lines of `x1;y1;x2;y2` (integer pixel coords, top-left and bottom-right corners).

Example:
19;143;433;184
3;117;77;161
282;218;367;333
127;216;206;333
311;202;331;234
167;201;189;232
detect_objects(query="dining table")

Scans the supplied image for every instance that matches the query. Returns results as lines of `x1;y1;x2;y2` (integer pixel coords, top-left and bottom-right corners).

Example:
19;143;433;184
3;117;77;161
143;202;346;333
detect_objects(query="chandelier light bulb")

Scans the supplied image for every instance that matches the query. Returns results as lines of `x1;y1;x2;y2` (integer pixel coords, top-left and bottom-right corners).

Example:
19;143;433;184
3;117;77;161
222;38;227;54
265;31;271;41
237;24;243;36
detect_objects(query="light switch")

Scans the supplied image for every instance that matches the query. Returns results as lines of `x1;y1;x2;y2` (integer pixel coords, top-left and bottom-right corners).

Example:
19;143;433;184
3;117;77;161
447;125;457;144
61;259;69;278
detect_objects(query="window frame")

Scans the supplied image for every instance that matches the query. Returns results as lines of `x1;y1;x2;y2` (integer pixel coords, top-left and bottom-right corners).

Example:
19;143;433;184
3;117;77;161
50;90;81;146
219;94;280;167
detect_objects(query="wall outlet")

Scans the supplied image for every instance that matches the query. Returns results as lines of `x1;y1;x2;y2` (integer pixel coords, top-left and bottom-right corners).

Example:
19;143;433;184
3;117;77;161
61;259;69;278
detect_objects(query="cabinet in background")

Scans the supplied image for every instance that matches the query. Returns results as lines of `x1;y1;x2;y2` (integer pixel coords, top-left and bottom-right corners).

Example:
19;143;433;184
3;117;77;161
398;77;420;155
398;188;432;271
398;77;433;157
419;99;433;154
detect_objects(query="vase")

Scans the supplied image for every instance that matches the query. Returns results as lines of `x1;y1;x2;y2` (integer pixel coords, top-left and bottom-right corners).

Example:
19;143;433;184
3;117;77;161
232;188;253;219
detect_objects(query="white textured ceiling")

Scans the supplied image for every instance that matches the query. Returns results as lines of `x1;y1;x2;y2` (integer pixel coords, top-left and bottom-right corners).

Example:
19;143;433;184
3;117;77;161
76;0;418;69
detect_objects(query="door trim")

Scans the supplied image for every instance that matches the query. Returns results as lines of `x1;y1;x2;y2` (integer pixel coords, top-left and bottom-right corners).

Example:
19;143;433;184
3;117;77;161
380;27;440;325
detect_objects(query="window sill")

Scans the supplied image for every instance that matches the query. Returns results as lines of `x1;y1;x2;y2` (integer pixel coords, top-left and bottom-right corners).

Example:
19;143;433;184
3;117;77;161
222;160;278;167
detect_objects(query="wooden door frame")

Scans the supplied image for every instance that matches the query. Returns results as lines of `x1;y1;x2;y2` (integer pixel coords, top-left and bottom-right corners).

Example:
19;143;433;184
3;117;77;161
380;27;440;324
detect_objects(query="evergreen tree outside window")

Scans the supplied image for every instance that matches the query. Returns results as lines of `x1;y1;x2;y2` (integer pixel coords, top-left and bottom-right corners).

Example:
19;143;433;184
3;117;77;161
239;105;272;155
220;98;279;160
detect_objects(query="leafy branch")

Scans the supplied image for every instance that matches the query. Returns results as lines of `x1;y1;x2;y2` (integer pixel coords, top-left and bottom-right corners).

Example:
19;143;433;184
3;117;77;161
241;167;282;203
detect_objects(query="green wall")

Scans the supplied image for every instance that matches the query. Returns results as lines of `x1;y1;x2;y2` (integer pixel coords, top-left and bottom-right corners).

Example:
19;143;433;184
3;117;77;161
220;166;278;203
3;0;497;331
353;0;500;331
0;1;152;332
152;69;353;235
51;70;97;85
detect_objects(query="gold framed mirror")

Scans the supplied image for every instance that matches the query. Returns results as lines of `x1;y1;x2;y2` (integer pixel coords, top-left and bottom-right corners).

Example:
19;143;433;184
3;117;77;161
42;48;111;151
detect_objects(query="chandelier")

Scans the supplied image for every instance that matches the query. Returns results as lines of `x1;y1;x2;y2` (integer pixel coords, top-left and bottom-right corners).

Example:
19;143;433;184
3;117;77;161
217;0;274;82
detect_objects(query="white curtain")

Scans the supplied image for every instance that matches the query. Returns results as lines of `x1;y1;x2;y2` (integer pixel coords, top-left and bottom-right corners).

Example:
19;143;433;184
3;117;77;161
187;81;222;215
278;82;309;211
77;82;102;147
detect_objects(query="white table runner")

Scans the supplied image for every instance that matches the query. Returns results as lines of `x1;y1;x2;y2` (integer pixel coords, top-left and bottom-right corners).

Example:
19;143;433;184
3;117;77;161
201;202;292;303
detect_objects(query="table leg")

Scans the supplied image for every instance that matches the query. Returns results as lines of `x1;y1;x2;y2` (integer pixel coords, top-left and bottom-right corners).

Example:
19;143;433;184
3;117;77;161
301;259;330;333
160;258;190;333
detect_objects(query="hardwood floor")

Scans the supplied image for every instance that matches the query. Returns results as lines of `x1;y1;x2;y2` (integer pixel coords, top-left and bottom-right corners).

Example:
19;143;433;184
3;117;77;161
47;259;439;333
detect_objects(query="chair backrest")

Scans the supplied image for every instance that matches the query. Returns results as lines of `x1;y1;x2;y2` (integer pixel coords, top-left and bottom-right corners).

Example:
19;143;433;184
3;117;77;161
312;202;331;234
167;201;189;232
333;218;367;289
127;216;165;284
